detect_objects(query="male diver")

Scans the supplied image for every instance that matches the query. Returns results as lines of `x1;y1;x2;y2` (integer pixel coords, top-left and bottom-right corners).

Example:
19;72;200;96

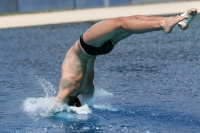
48;8;197;113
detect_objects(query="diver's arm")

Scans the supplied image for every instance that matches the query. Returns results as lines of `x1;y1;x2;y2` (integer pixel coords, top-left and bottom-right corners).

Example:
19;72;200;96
46;97;66;115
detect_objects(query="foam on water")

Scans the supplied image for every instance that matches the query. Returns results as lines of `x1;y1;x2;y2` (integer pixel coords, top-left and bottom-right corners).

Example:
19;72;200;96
93;105;118;112
23;77;118;119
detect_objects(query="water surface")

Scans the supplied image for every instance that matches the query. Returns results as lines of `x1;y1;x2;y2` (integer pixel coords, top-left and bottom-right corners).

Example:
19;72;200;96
0;14;200;133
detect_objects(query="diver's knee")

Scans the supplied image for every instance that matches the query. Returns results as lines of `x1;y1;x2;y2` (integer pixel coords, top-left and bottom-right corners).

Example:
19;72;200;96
134;15;145;19
113;17;127;27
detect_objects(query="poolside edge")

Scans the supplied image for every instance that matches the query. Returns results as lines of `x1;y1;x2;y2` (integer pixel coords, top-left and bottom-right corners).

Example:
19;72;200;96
0;1;199;29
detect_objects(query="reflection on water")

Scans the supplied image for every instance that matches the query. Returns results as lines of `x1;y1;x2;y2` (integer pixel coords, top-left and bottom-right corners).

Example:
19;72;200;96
0;13;200;132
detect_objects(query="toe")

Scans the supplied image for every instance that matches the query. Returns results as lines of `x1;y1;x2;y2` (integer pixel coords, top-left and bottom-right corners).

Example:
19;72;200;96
178;23;189;30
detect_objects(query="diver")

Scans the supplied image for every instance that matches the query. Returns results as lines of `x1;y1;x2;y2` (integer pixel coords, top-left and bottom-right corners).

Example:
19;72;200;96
48;8;197;113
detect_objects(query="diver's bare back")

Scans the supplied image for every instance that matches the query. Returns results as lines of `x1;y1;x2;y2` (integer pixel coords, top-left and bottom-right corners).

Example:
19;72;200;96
57;40;95;104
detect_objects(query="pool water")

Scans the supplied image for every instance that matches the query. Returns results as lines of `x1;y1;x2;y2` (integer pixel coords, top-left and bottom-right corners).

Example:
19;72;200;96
0;14;200;133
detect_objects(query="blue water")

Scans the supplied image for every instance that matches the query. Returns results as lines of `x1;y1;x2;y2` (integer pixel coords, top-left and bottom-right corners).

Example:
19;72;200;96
0;14;200;133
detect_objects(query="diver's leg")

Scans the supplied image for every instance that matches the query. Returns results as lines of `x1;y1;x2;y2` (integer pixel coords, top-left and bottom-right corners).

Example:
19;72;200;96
119;15;188;34
131;15;167;21
108;14;167;45
112;8;197;44
83;15;187;47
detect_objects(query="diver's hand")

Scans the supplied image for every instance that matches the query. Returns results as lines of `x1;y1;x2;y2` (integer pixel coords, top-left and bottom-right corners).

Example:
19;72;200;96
46;98;64;115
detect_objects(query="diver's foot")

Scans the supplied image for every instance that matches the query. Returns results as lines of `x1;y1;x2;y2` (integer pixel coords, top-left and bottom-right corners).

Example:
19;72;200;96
162;15;188;34
178;8;197;30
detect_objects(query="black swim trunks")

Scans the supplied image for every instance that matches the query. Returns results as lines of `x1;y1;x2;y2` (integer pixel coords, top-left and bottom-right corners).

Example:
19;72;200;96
80;35;114;55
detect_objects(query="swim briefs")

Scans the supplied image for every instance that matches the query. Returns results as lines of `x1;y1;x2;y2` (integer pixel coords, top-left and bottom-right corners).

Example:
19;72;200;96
80;35;114;55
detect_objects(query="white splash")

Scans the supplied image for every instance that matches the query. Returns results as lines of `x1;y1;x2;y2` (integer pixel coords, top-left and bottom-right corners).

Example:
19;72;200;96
23;77;118;119
37;78;56;97
23;97;54;115
93;105;118;112
79;88;112;105
68;104;92;114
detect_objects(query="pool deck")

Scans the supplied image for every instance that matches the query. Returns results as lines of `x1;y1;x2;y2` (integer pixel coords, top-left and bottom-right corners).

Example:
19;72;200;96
0;1;199;29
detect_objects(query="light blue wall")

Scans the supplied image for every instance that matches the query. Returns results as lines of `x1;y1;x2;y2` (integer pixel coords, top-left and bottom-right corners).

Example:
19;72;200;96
18;0;74;12
109;0;129;6
0;0;131;14
0;0;18;13
76;0;104;8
